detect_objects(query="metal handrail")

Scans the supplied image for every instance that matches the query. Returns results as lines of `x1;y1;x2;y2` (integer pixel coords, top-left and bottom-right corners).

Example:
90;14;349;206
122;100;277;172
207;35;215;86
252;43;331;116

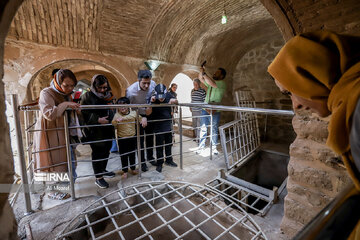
13;95;294;216
20;103;294;116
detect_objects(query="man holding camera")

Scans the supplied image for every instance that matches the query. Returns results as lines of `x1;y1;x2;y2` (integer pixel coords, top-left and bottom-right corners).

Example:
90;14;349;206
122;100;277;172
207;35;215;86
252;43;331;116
197;66;227;155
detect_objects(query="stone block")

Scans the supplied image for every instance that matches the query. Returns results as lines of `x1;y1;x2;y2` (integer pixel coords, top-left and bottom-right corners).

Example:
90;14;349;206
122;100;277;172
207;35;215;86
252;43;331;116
288;160;333;191
292;114;329;143
283;196;321;225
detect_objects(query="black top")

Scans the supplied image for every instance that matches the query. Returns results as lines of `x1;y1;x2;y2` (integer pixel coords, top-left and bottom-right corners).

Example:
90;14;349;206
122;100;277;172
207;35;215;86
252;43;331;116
80;91;115;141
148;92;173;133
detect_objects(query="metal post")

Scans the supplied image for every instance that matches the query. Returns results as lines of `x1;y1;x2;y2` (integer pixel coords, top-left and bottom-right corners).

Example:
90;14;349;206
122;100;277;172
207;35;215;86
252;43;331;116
209;110;213;160
11;94;32;214
23;110;34;183
63;111;76;200
179;107;183;170
136;109;142;178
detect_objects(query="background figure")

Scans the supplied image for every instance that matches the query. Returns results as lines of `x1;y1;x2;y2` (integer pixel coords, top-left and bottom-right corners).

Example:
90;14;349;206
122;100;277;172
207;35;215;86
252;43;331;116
81;74;115;189
268;30;360;239
197;67;227;155
111;97;139;179
33;69;80;200
146;84;178;173
168;83;178;98
190;78;206;142
126;70;156;172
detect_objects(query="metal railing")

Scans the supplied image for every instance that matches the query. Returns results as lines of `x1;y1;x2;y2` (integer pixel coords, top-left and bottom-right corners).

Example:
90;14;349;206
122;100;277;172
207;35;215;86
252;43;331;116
9;94;294;215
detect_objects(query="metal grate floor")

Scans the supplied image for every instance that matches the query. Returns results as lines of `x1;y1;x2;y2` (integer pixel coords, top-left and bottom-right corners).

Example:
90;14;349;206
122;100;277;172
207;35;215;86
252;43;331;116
57;181;267;240
205;177;273;216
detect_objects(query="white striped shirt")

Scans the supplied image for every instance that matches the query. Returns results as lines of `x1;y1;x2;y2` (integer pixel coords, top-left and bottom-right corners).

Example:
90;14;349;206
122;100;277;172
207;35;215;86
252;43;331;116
191;88;206;112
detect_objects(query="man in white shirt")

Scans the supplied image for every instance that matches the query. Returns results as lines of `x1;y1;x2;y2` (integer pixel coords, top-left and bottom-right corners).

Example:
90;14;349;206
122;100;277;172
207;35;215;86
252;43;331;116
126;70;156;172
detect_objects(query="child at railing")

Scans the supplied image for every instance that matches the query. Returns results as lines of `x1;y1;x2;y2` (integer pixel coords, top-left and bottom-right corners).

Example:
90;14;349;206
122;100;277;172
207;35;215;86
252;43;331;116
146;84;178;173
111;97;139;178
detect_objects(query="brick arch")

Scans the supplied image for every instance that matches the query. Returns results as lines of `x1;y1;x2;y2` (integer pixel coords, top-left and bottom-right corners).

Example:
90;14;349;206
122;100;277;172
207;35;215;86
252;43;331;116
26;59;128;102
21;49;135;93
260;0;297;41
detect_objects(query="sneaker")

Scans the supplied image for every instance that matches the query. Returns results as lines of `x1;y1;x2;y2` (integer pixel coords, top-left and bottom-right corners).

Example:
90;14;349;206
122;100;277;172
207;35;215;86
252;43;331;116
212;149;219;155
141;163;149;172
103;171;115;178
156;165;162;173
95;178;109;189
196;148;204;154
165;160;178;167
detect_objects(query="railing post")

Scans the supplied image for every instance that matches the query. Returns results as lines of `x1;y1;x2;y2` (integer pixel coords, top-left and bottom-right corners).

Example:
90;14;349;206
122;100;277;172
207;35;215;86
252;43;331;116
11;94;32;214
23;110;34;184
136;109;142;178
63;111;76;200
209;110;213;160
179;107;183;170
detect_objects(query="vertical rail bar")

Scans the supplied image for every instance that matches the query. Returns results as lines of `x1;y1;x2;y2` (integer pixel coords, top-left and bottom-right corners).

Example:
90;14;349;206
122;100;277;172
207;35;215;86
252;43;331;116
63;111;75;200
209;111;213;160
136;109;142;178
179;106;183;170
11;94;32;214
23;110;34;183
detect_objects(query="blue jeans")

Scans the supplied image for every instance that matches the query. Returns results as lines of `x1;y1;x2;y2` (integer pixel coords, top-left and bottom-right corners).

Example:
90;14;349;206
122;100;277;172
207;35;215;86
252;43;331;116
199;109;221;149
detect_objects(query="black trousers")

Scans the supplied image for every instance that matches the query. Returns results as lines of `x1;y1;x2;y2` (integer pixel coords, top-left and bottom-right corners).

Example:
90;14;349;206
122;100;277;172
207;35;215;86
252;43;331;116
140;124;154;163
155;132;173;166
118;136;136;172
90;140;112;178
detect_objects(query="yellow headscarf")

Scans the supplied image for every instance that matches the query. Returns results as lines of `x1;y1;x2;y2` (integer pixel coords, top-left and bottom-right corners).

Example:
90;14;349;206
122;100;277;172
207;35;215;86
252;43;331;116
268;30;360;189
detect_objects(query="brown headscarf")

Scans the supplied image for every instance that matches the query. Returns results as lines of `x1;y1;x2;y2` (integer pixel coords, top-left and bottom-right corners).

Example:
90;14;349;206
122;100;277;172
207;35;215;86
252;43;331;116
268;30;360;189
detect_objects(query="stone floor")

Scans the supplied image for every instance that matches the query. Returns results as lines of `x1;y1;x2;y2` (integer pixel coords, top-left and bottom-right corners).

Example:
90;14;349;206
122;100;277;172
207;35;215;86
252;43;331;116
15;134;290;239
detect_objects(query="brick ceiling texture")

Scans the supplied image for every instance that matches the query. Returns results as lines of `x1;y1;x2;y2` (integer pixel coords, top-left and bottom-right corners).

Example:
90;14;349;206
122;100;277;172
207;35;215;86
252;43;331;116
7;0;280;68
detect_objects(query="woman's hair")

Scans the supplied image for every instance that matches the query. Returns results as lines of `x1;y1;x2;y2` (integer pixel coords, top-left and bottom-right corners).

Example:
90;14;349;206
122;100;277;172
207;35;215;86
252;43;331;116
57;69;77;85
117;97;130;104
169;83;177;91
92;74;111;90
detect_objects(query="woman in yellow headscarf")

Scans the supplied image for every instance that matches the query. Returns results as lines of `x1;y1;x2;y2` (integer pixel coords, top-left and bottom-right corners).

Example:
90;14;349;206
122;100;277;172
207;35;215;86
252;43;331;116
268;30;360;239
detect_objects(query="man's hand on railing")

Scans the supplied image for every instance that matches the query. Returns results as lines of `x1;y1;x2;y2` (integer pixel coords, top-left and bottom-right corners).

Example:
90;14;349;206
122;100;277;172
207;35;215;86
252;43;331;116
169;99;178;104
98;116;109;124
141;117;148;128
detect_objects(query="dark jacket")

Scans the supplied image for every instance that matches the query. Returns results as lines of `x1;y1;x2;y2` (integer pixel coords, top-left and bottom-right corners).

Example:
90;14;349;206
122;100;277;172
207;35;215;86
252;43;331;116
80;91;115;142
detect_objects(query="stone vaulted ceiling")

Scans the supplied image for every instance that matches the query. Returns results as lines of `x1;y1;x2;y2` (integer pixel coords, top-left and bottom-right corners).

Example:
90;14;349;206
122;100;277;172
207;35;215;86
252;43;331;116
7;0;281;68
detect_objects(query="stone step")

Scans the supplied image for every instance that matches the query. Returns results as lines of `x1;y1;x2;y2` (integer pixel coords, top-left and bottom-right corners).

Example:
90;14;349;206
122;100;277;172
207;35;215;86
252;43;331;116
173;124;195;138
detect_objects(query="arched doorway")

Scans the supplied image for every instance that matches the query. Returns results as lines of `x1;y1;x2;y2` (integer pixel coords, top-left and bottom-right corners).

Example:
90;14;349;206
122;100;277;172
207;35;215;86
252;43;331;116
169;73;194;117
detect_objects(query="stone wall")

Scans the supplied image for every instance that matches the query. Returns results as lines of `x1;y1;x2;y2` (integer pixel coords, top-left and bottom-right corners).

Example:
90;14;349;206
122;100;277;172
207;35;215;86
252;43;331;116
0;1;23;239
281;113;352;236
233;39;296;144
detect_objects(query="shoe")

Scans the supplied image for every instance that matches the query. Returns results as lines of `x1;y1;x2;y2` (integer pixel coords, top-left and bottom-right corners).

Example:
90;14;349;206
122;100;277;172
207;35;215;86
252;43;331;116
165;160;178;167
95;178;109;189
47;191;71;200
212;149;219;155
196;148;204;154
156;165;162;173
121;172;128;179
103;171;115;178
141;163;149;172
